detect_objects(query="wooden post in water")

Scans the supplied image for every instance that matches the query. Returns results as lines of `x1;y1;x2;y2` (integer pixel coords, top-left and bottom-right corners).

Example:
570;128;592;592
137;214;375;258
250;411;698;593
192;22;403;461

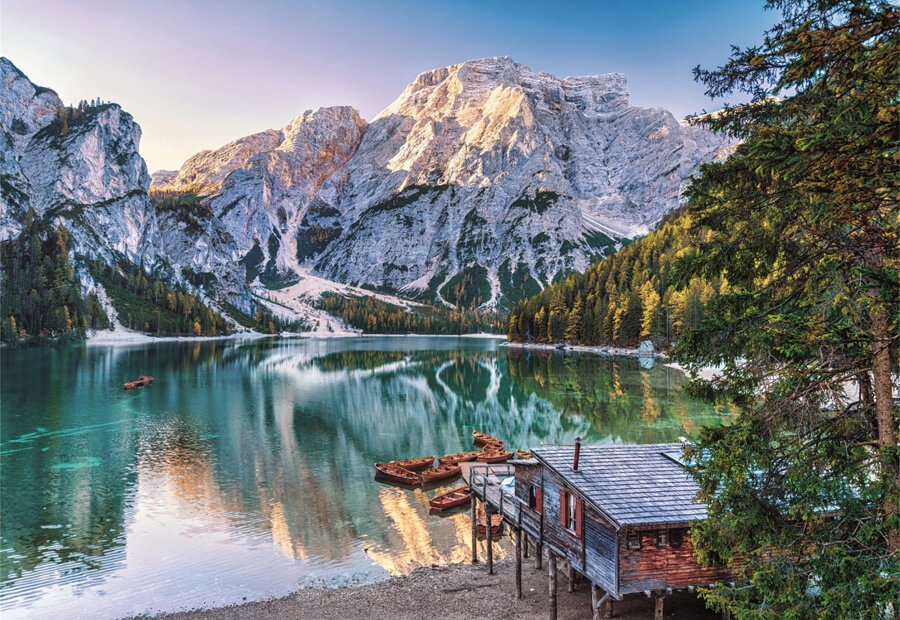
486;505;494;575
470;497;478;564
548;552;558;620
515;526;523;599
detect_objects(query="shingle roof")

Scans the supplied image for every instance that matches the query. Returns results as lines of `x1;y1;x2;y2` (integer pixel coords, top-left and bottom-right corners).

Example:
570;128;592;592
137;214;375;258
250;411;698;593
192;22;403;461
532;443;707;527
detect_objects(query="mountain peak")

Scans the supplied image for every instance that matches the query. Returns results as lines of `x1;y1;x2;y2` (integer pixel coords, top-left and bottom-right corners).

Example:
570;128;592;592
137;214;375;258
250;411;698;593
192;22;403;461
377;56;630;123
4;56;733;322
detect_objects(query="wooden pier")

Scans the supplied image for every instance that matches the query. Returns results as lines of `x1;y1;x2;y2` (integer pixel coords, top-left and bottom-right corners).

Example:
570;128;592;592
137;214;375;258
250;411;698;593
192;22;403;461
464;461;536;597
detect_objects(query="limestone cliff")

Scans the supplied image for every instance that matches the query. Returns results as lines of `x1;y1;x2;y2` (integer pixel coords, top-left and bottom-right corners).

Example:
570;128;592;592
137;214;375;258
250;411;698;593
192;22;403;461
156;57;732;307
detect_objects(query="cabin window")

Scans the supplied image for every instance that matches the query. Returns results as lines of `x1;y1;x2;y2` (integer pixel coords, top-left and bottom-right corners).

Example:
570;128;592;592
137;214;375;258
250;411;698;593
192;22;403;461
559;490;583;538
657;529;669;547
627;532;641;550
528;485;543;513
669;528;684;548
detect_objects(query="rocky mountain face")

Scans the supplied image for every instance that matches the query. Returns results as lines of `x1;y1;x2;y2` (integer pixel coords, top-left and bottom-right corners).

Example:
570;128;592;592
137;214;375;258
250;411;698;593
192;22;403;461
154;57;732;309
0;57;258;317
0;57;156;268
2;55;731;328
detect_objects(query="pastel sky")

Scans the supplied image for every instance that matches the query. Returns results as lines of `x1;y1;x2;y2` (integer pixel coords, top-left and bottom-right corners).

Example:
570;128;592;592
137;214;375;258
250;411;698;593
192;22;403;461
2;1;776;173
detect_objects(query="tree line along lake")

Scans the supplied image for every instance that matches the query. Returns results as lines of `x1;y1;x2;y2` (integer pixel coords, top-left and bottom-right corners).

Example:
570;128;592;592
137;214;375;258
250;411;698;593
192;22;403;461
0;336;733;619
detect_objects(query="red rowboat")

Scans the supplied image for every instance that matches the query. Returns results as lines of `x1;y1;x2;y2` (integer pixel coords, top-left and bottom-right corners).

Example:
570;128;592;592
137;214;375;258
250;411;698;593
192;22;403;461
477;449;513;463
438;451;481;465
420;462;462;484
374;462;422;485
429;486;472;511
124;375;153;390
387;456;434;471
472;431;499;446
477;503;503;535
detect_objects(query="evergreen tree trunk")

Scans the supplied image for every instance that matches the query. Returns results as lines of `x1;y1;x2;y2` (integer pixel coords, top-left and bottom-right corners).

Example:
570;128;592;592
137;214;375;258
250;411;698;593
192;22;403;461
870;298;899;554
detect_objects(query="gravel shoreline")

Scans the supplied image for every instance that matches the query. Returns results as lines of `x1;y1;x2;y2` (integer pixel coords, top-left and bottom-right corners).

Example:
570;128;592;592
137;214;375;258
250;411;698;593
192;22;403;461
142;557;719;620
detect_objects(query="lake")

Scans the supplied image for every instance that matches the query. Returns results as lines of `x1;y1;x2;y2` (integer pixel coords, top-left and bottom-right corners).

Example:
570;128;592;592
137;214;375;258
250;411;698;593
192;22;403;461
0;336;732;618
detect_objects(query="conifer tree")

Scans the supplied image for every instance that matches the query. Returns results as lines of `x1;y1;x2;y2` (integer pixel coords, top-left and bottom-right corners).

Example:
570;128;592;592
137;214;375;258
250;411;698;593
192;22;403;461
675;1;899;616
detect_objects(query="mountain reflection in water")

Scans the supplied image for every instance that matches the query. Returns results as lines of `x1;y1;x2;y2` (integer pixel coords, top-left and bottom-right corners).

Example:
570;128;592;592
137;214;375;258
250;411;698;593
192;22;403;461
0;337;732;619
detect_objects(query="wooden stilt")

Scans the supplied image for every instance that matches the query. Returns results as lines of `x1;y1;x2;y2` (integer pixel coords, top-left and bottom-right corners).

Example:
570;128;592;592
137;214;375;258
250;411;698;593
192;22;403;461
470;497;478;564
591;584;612;620
535;540;543;570
523;531;529;558
654;592;665;620
548;552;558;620
567;563;575;593
515;527;523;599
485;505;494;575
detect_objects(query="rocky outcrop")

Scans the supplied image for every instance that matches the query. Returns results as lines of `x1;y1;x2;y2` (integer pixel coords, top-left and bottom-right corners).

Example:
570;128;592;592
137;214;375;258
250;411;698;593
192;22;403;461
157;57;732;308
1;57;64;239
0;57;156;268
154;129;283;192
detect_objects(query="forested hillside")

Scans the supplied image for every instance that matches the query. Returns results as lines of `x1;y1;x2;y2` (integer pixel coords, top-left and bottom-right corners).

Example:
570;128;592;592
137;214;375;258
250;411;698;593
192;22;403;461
506;207;724;349
0;213;108;342
317;292;503;335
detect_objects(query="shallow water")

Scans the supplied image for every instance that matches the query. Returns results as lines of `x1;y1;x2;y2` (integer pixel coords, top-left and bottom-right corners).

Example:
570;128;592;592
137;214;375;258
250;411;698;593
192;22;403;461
0;336;732;618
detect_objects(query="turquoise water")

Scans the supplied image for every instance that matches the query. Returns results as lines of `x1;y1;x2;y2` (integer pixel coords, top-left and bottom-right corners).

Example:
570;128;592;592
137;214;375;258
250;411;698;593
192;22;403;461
0;337;732;618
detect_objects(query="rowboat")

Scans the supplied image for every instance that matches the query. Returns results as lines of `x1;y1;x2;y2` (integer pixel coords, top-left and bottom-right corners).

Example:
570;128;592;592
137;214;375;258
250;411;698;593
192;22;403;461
429;486;471;511
484;440;505;450
374;462;422;485
516;450;533;460
477;449;513;463
472;431;500;446
124;375;154;390
438;451;481;465
477;503;503;536
387;456;434;471
420;462;462;484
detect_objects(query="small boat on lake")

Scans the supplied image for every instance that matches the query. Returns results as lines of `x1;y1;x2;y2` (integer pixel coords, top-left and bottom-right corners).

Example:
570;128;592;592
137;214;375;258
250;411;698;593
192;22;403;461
429;486;472;511
374;462;422;485
476;503;503;536
124;375;153;390
477;449;514;463
420;462;462;484
516;450;533;460
472;431;500;446
387;456;434;471
438;451;481;465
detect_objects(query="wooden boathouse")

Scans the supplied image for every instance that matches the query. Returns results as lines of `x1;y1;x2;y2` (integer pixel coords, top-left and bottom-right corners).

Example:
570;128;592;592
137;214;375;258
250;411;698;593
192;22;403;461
467;442;732;619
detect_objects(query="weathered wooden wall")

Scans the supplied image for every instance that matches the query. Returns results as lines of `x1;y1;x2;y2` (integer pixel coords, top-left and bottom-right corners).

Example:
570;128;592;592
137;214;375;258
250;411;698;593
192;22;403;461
538;467;584;572
618;526;733;594
515;464;542;539
583;503;617;594
517;462;620;594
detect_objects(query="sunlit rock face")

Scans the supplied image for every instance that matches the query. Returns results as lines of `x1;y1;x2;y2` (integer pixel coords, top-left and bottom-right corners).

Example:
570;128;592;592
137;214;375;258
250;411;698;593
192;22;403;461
2;55;730;316
0;57;156;268
152;106;369;292
156;57;731;308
